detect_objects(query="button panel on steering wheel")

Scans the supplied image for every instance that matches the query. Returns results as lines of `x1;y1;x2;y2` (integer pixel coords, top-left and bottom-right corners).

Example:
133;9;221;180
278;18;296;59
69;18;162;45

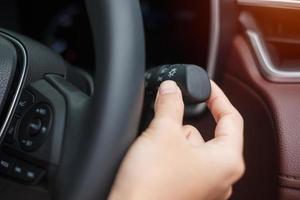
0;79;67;185
18;103;52;152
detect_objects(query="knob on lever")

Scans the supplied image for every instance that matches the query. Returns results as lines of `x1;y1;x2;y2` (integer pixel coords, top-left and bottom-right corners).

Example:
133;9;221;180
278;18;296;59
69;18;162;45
140;64;211;131
145;64;211;105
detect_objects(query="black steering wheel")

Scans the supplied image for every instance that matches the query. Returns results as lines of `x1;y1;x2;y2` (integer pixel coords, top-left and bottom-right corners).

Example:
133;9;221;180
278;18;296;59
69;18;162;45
0;0;145;199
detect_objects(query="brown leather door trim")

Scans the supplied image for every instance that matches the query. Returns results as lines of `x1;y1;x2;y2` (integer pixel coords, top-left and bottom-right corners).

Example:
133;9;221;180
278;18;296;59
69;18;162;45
227;35;300;197
279;175;300;190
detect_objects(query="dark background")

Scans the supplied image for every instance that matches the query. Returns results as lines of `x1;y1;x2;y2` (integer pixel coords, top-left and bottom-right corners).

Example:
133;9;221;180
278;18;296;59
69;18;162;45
0;0;210;72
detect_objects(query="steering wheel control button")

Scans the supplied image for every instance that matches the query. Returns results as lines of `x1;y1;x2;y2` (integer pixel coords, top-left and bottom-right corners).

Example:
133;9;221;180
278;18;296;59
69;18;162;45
28;118;42;136
35;107;48;116
15;91;35;115
20;139;34;148
8;159;45;184
0;152;45;184
0;153;15;175
18;103;53;152
11;162;24;177
23;165;44;182
4;117;19;144
40;126;48;135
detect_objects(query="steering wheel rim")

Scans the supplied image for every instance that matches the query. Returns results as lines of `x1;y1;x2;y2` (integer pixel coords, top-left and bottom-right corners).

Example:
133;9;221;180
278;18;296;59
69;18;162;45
54;0;145;199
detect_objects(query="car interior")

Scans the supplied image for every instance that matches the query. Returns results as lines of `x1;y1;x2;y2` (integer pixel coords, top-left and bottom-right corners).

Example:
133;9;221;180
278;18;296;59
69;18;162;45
0;0;299;199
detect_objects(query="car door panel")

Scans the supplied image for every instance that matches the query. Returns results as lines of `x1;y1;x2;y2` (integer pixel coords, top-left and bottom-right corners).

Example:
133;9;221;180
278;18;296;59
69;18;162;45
225;34;300;199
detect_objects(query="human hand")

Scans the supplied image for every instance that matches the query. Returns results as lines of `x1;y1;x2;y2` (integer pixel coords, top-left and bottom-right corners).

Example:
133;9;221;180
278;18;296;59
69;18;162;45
108;80;245;200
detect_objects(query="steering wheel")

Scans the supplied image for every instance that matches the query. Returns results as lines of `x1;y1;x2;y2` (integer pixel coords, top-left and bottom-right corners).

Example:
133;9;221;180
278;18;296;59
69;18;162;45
0;0;145;199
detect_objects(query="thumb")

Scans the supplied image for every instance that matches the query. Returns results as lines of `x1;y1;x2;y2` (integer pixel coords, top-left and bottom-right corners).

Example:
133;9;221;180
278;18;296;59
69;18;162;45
150;81;184;129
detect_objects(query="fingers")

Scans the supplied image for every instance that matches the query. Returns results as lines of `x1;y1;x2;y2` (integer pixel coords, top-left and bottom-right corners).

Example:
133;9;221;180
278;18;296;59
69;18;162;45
225;187;233;199
149;81;184;130
182;125;204;146
206;81;244;153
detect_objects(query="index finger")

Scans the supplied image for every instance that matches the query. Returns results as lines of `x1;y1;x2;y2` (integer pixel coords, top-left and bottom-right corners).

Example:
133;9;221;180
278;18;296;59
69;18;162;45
206;81;244;152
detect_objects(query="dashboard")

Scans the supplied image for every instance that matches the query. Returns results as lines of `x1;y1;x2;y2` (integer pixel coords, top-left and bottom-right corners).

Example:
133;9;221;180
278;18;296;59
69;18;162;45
0;0;210;71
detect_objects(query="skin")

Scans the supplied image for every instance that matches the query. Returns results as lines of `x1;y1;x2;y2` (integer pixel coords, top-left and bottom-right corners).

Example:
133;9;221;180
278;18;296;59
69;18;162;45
109;80;245;200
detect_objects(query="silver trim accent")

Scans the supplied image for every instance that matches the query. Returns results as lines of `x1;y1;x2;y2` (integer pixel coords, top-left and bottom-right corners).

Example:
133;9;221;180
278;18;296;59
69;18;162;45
238;0;300;10
246;30;300;82
207;0;220;79
0;32;28;138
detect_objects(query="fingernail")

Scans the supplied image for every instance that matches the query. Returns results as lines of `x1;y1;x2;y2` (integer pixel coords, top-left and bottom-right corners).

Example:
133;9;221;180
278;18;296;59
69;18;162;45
159;81;178;94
